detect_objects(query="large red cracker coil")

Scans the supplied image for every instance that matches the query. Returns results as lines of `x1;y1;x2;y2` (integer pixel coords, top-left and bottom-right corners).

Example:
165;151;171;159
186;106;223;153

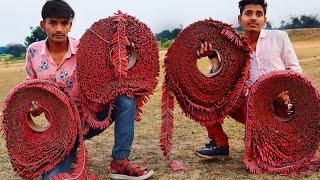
244;71;320;175
77;11;159;130
160;19;251;170
1;80;94;179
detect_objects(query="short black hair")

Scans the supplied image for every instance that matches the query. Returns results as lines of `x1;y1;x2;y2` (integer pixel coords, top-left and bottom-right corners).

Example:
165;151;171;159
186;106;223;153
41;0;75;21
238;0;268;15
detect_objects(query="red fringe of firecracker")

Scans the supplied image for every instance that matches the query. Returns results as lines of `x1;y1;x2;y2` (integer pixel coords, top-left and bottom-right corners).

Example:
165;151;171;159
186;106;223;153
160;19;251;171
1;80;96;179
220;25;251;118
160;82;174;161
80;94;115;130
159;82;187;171
164;19;251;126
244;71;320;176
77;10;159;130
51;84;94;180
111;10;128;84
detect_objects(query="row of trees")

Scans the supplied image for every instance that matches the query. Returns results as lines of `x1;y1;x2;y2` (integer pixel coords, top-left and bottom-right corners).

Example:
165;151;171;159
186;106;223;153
1;14;319;58
25;26;47;46
279;15;320;29
160;15;320;38
0;44;26;58
155;25;183;41
0;27;47;60
0;47;8;54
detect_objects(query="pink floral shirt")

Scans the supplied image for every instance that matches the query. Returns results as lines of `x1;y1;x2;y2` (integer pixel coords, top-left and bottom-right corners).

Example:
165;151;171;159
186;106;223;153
247;29;302;86
25;37;81;102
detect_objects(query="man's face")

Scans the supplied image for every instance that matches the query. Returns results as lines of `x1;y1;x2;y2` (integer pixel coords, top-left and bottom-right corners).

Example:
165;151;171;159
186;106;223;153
40;17;72;44
238;4;266;33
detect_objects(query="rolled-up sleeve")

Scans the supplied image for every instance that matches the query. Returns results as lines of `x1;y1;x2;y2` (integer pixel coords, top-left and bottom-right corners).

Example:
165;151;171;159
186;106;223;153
281;32;302;73
25;47;37;80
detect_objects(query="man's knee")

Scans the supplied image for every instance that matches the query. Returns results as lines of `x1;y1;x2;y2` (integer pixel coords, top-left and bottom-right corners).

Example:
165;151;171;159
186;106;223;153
116;95;136;110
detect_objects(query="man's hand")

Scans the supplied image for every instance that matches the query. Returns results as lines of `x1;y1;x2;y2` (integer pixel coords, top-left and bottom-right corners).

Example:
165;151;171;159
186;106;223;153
196;42;217;59
273;91;295;118
126;37;135;49
29;101;44;117
275;91;291;105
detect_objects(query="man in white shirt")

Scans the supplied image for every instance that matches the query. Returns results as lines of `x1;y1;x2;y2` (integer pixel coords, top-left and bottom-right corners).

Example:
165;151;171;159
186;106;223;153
195;0;302;159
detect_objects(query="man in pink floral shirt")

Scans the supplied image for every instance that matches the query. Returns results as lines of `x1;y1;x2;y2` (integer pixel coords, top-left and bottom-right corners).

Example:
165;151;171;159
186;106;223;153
26;0;153;179
25;1;81;179
195;0;302;159
26;36;80;103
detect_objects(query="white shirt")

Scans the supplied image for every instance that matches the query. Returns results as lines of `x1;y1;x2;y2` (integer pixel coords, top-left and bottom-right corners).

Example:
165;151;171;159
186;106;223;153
247;29;302;87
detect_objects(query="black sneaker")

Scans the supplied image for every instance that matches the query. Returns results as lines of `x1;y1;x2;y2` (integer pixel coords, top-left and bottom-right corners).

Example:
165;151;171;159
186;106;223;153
204;139;215;148
195;140;229;159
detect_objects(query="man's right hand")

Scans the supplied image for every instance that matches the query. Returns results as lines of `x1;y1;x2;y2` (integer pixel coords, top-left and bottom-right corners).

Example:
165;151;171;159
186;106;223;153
29;101;44;117
275;91;291;106
196;42;217;59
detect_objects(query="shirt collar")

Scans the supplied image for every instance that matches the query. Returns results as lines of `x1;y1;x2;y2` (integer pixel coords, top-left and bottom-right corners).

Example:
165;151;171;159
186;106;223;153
40;37;75;56
69;37;76;55
259;29;267;38
40;39;47;55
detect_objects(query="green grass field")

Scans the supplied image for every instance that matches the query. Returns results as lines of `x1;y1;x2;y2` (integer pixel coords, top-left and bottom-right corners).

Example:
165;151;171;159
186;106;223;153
0;29;319;179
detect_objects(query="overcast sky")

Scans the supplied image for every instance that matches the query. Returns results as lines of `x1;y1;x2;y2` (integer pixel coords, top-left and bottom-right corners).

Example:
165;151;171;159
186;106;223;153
0;0;319;46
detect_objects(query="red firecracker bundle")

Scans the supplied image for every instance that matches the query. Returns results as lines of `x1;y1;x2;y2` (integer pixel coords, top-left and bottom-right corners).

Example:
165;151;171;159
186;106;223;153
1;80;96;179
77;11;159;131
160;19;251;170
244;71;320;175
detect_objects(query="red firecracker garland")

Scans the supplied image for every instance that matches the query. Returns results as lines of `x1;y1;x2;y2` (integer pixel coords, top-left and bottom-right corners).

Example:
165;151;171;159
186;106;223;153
160;19;251;171
244;71;320;175
1;80;96;179
77;11;159;130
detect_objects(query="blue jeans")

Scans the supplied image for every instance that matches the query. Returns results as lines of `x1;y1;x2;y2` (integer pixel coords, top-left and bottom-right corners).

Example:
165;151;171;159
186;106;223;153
42;139;79;180
42;95;136;179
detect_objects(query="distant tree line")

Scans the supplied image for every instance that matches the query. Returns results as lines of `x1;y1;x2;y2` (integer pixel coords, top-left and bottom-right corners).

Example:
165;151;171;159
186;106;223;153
155;26;183;41
279;15;320;29
0;26;46;60
0;44;26;58
0;47;8;55
155;26;183;48
7;44;26;57
1;14;319;56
